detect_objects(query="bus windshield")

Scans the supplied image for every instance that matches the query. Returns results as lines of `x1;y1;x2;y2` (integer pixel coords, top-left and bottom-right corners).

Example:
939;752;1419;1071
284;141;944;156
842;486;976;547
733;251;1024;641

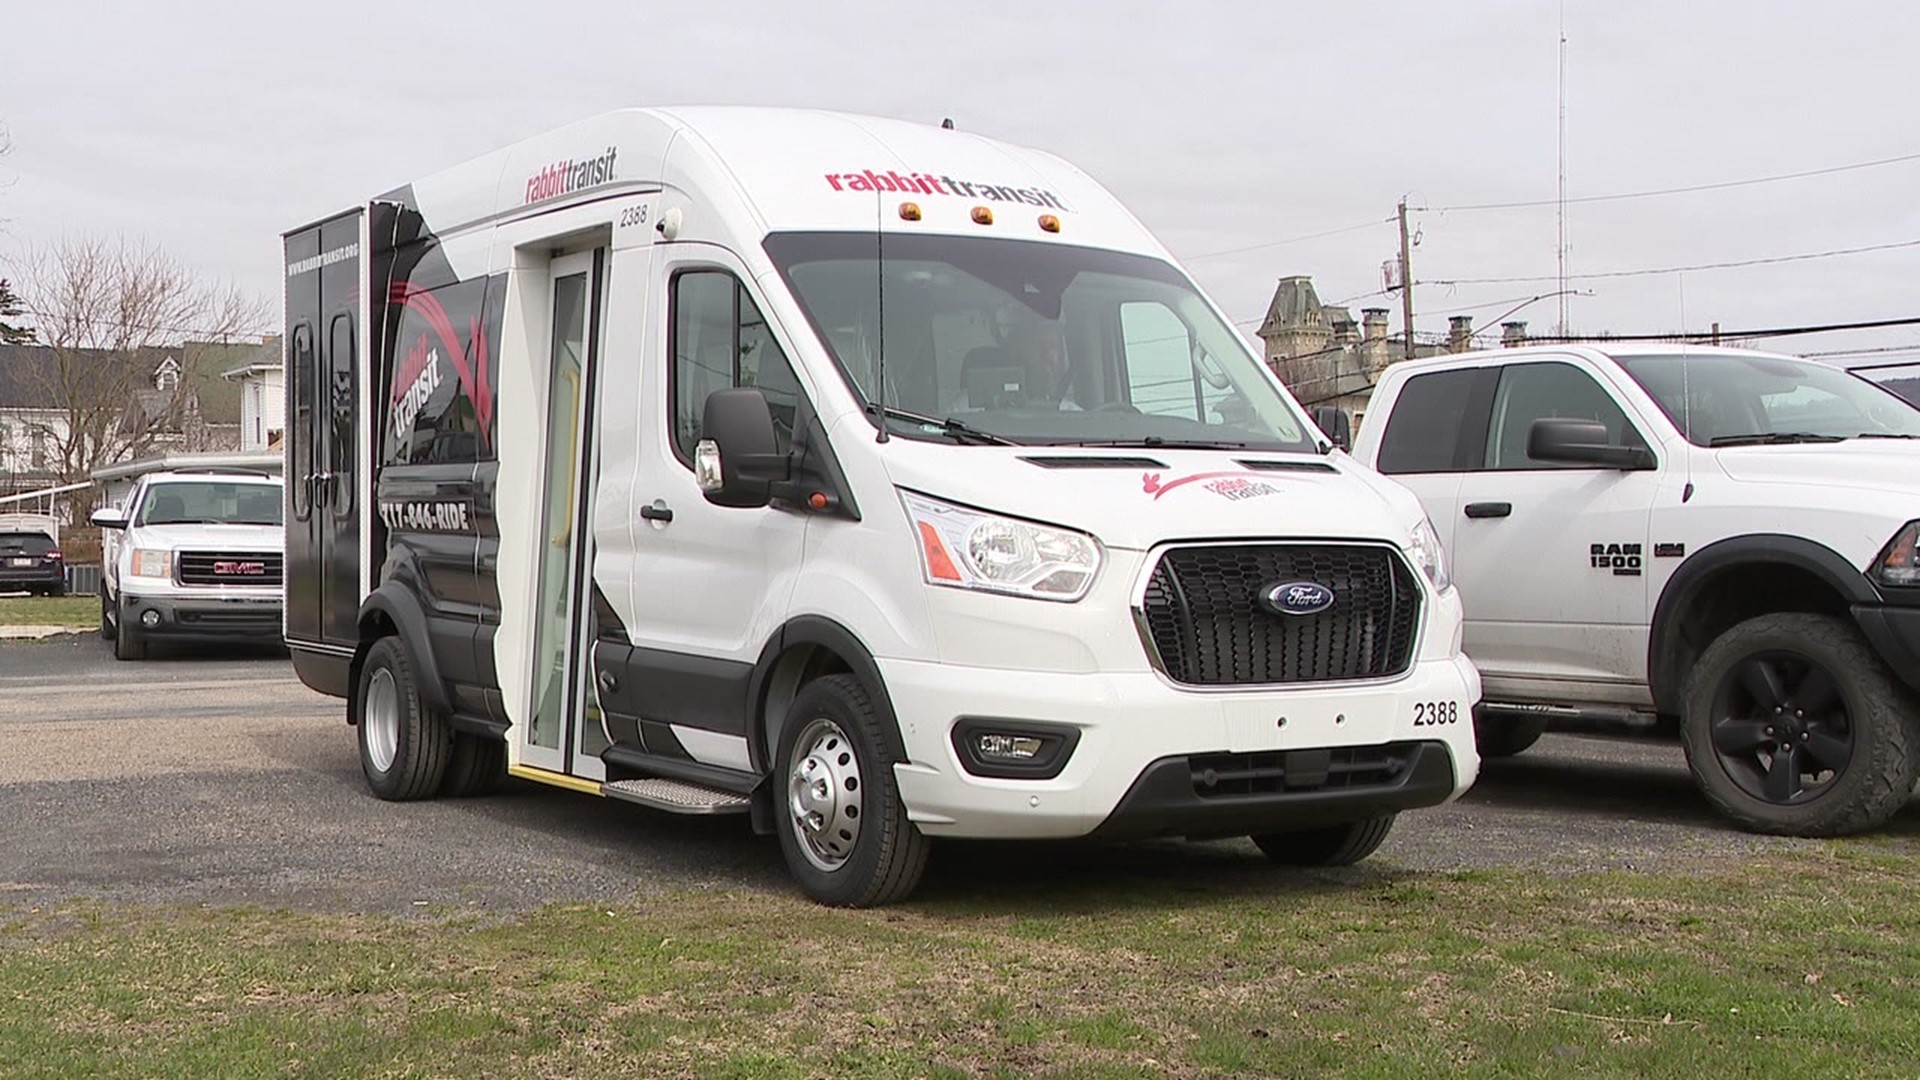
763;232;1316;451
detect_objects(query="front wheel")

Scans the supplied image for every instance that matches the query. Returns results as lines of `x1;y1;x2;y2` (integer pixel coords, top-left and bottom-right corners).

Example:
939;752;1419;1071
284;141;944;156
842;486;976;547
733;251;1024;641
1475;711;1546;759
1252;815;1396;866
774;674;929;907
1681;613;1918;837
113;605;146;661
356;637;452;800
98;589;114;640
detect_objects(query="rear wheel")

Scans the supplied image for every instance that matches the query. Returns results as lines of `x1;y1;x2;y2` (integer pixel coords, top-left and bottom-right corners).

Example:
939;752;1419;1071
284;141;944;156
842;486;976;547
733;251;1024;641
1681;613;1918;837
774;674;928;907
356;637;451;800
439;733;508;797
1252;815;1396;866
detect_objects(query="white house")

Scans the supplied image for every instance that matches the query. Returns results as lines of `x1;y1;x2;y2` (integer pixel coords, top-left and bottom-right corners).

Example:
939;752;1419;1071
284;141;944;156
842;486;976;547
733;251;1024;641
221;338;285;452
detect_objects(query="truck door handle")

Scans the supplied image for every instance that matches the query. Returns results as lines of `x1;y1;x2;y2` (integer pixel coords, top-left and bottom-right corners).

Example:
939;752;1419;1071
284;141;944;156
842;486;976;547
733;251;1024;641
1464;501;1512;519
640;501;674;523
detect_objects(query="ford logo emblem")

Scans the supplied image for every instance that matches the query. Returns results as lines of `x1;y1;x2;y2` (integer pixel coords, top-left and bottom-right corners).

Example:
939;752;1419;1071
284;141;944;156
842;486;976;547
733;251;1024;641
1261;580;1335;616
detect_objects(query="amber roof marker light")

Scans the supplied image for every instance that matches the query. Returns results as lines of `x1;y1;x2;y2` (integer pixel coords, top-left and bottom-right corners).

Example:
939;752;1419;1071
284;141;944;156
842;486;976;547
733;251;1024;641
971;206;994;226
898;201;922;221
1038;214;1061;233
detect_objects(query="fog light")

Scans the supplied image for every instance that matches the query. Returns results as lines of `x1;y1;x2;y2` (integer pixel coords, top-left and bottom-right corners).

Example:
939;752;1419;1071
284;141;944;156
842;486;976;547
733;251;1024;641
975;733;1044;762
141;609;162;628
951;719;1080;780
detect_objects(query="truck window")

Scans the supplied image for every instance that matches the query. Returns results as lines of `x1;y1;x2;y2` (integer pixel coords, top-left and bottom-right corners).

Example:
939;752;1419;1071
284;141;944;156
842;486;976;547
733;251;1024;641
1376;369;1480;474
670;270;803;465
1486;362;1644;470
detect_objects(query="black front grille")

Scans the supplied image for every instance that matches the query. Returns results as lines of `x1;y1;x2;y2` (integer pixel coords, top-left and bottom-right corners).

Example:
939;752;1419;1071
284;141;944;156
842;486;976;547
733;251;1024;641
178;551;283;587
1140;544;1420;685
1190;744;1417;798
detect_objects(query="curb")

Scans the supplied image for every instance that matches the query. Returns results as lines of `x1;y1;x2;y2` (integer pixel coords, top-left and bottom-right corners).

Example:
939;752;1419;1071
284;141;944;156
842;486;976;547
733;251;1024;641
0;625;95;640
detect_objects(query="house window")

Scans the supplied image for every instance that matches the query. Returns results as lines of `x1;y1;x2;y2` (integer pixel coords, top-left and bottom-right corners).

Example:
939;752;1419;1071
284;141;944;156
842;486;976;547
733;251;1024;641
154;357;182;393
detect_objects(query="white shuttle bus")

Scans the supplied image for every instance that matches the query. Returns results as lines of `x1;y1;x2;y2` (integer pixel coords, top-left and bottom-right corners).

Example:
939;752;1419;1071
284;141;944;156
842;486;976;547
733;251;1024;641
282;107;1481;906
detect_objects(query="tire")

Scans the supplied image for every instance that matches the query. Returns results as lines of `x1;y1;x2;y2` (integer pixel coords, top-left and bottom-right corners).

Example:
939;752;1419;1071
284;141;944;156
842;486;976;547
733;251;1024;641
113;605;146;661
440;733;508;797
1252;814;1396;866
773;674;929;907
1475;711;1546;759
48;582;65;598
1680;613;1919;837
356;636;452;801
99;589;113;640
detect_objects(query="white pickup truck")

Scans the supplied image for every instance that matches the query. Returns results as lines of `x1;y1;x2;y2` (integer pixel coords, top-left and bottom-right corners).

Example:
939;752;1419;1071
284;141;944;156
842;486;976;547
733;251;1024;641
92;469;285;660
1344;342;1920;836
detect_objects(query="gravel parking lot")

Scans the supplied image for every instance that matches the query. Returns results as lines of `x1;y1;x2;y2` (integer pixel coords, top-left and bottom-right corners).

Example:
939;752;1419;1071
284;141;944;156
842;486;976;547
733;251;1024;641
2;633;1909;914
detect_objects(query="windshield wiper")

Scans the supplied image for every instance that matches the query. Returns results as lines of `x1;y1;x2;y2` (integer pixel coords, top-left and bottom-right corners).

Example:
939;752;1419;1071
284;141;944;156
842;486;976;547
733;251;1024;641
1856;433;1920;440
1062;436;1252;450
866;404;1018;446
1707;432;1848;447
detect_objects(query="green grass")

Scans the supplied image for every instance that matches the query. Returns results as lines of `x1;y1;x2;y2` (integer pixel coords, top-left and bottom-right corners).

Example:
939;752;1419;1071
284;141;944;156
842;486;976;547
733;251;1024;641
0;595;95;627
2;845;1919;1077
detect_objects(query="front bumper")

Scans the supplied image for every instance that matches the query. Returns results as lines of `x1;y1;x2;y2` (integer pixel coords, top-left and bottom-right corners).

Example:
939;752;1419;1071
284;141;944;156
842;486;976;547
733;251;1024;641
883;653;1481;840
120;592;282;639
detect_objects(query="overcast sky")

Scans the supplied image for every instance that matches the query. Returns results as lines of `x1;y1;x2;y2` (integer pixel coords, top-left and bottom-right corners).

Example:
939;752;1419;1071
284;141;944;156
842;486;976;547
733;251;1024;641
4;0;1918;367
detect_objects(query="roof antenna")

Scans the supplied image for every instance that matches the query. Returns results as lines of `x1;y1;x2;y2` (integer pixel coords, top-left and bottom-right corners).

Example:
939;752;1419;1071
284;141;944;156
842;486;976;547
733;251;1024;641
941;118;955;131
872;190;889;443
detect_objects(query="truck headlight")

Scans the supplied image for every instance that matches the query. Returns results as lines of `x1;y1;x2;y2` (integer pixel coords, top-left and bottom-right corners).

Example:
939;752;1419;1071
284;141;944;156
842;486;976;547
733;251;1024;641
1408;517;1451;593
130;549;173;579
901;491;1102;602
1873;521;1920;586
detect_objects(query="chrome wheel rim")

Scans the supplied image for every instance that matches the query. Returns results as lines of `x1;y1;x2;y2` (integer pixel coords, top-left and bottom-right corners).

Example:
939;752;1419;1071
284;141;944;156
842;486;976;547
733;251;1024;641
364;668;400;774
787;718;863;872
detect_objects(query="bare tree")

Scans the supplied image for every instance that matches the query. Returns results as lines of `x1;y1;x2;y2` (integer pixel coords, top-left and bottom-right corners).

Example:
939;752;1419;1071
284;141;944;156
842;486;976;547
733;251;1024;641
7;235;268;513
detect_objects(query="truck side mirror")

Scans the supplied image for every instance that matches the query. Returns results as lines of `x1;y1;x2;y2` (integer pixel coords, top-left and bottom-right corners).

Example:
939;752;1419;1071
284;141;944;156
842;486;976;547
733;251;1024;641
91;507;129;530
1312;406;1352;452
697;388;792;508
1527;418;1655;470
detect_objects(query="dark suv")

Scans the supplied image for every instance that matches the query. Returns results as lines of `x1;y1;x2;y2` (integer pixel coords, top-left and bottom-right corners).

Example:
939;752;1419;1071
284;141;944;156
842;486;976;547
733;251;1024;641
0;532;65;596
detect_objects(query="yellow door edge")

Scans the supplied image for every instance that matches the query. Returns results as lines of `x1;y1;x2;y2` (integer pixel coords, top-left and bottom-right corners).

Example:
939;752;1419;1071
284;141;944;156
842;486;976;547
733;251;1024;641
508;763;605;796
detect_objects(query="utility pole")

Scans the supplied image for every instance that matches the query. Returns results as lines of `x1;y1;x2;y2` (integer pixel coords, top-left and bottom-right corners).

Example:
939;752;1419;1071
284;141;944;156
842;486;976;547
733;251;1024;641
1397;198;1416;361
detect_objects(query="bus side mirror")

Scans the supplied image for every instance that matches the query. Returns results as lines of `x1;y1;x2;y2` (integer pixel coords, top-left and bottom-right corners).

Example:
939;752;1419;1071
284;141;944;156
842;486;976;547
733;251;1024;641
697;388;791;508
1313;406;1351;452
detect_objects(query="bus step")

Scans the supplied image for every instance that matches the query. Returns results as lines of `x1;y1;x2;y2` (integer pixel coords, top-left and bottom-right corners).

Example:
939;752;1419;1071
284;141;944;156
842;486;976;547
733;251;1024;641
605;777;751;815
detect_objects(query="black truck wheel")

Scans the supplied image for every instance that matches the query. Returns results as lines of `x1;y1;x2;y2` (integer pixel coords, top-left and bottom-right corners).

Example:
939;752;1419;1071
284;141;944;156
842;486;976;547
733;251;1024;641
113;605;146;661
356;637;452;801
774;674;928;907
1253;815;1396;866
1681;613;1918;837
440;733;508;797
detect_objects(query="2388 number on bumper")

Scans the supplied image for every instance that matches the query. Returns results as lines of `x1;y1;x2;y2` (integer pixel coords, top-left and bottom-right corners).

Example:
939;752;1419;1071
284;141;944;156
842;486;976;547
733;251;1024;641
1412;701;1461;727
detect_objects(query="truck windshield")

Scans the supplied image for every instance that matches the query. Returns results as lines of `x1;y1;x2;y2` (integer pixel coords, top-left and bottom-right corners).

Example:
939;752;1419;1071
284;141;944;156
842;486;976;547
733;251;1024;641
764;232;1316;450
138;482;284;526
1615;352;1920;447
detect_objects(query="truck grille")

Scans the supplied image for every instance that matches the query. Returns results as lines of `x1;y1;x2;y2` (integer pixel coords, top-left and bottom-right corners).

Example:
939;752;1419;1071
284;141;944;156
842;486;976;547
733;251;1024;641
1138;544;1420;686
177;551;283;587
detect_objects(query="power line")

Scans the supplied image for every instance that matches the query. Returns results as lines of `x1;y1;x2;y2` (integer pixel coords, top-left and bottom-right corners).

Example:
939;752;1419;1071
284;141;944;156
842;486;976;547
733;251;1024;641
1419;150;1920;213
1523;314;1920;344
1183;218;1392;263
1428;238;1920;286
